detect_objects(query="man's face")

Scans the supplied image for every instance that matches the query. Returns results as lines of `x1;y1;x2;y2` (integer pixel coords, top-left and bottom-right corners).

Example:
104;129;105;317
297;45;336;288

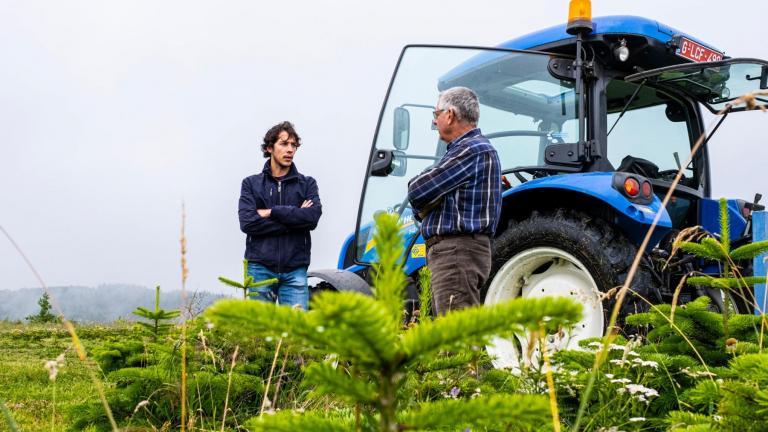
268;130;299;169
432;104;452;142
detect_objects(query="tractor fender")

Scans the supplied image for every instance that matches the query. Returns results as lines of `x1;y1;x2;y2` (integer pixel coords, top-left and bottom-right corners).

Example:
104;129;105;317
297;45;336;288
500;172;673;249
308;268;372;296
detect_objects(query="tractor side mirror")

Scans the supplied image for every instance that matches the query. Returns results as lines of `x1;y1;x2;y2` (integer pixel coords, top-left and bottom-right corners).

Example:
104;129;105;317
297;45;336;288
370;149;408;177
393;107;410;150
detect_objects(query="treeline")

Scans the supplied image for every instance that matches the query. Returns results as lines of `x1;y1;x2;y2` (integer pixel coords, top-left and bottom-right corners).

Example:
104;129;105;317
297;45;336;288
0;284;224;323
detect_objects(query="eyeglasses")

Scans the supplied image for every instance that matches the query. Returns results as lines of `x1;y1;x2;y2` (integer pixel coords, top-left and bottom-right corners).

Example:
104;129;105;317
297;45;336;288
432;109;446;119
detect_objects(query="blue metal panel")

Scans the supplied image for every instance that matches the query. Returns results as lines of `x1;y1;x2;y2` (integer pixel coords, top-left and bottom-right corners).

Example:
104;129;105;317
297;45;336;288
337;233;355;270
698;198;749;240
497;15;722;53
754;211;767;315
503;172;673;248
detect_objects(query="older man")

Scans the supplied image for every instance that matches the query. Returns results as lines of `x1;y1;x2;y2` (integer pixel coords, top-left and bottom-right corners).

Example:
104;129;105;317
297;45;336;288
407;87;501;315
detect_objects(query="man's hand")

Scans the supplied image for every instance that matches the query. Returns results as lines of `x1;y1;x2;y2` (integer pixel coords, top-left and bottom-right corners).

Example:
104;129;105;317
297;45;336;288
257;209;272;218
301;200;313;208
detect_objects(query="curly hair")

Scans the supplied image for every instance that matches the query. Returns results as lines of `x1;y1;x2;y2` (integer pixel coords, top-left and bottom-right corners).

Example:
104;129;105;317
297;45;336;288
261;121;301;158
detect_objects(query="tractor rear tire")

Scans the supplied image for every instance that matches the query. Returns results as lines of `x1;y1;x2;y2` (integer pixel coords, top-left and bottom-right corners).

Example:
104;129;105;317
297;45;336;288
483;209;653;370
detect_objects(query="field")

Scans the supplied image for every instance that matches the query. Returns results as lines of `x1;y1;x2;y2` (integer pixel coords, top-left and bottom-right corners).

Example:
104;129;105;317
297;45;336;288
0;322;134;431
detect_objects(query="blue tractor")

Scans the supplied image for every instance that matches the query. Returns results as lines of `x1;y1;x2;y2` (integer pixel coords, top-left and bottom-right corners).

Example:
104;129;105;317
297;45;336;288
309;6;768;369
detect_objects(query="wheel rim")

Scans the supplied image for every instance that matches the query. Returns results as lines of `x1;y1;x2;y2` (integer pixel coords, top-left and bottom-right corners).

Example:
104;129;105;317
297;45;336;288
484;247;604;371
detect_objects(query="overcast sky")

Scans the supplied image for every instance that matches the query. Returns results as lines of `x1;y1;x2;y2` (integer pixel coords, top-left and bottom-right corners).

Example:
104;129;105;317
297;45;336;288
1;0;767;295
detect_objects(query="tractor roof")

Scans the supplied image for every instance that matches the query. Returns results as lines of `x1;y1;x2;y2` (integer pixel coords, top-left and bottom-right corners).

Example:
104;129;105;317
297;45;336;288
496;16;724;72
498;15;721;53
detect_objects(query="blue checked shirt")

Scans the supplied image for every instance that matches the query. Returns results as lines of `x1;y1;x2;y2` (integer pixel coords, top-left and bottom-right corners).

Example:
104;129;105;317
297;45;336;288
407;128;502;240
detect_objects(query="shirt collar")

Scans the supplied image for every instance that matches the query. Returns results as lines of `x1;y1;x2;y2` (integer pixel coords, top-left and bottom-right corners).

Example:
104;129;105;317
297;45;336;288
447;128;482;150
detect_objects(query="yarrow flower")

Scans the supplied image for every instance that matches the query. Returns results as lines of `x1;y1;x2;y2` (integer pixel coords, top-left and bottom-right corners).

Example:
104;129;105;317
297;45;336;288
631;358;659;369
624;383;659;404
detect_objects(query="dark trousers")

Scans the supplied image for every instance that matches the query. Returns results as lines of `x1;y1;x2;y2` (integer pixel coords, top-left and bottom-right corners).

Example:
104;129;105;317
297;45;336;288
426;234;491;315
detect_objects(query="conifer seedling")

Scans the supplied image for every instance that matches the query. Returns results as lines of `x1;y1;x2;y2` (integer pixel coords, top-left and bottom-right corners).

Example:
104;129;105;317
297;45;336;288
218;259;278;299
132;286;181;341
680;198;768;333
207;213;583;431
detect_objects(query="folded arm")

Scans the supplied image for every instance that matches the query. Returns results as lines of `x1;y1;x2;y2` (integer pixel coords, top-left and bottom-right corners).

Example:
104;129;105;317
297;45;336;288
408;147;476;214
238;179;289;236
270;177;322;230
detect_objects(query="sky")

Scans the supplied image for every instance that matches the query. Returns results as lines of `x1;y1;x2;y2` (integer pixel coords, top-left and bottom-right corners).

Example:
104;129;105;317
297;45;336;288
1;0;767;295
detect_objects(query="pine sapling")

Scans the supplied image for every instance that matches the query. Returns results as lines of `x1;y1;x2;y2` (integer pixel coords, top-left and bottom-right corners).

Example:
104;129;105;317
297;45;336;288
680;198;768;335
218;259;278;299
132;286;181;341
207;213;583;431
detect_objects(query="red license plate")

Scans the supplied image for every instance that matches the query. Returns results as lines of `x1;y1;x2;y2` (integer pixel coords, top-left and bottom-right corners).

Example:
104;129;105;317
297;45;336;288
676;37;724;63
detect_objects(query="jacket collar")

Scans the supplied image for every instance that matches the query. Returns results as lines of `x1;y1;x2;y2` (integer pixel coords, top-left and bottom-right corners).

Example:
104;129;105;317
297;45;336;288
261;160;300;180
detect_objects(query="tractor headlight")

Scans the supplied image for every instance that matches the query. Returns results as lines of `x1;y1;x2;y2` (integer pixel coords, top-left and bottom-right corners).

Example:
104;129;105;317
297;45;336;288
614;39;630;62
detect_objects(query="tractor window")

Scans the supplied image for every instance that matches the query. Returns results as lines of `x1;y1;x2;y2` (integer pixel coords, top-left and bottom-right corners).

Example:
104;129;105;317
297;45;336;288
606;80;695;184
356;46;577;264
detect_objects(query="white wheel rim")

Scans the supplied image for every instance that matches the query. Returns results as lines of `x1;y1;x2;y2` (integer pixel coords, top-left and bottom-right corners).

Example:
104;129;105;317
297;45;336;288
484;247;604;372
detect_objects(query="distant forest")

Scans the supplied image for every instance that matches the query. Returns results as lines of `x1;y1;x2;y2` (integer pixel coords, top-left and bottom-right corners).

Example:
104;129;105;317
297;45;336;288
0;285;226;323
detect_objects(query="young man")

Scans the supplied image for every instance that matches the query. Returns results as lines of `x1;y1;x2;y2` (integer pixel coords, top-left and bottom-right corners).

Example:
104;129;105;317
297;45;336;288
238;121;322;310
407;87;501;315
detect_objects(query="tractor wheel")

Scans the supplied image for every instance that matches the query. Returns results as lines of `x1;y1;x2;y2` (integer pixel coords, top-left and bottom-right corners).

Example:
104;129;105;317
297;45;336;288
483;209;653;371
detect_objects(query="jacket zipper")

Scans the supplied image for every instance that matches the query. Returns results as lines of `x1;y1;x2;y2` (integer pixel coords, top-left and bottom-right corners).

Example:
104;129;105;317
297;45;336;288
277;180;282;274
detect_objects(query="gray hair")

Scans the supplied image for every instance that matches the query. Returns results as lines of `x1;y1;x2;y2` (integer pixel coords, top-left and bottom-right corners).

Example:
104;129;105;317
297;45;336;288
437;86;480;125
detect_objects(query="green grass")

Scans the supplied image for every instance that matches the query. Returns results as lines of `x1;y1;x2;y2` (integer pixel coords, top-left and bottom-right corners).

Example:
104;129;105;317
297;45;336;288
0;321;133;432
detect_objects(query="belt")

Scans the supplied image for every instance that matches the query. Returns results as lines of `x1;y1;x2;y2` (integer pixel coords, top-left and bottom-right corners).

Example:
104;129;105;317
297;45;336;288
424;233;488;249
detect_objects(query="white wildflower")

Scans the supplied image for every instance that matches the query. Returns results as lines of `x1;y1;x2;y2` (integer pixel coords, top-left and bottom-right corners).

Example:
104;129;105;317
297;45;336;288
629;417;646;422
205;321;215;330
631;358;659;369
608;344;625;351
315;325;325;333
604;373;614;379
610;378;632;384
569;370;579;377
281;332;288;338
627;351;640;357
265;336;273;342
44;360;58;381
625;383;649;394
587;341;603;350
609;359;627;366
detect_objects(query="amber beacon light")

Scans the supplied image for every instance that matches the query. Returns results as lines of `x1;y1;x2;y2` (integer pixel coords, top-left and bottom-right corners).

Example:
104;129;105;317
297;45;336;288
566;0;593;34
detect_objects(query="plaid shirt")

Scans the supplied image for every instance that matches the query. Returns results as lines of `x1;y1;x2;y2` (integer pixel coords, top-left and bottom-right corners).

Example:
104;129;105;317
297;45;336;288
407;128;501;240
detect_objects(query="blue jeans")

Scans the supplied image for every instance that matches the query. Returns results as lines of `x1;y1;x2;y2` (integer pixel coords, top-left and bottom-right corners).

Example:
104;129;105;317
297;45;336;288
246;262;309;310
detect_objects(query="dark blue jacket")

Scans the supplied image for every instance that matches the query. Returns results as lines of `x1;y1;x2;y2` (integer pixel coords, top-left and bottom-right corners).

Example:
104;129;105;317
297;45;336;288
239;161;322;272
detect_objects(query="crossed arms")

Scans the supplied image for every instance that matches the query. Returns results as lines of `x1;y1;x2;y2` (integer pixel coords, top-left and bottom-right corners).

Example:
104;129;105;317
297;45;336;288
238;177;322;236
